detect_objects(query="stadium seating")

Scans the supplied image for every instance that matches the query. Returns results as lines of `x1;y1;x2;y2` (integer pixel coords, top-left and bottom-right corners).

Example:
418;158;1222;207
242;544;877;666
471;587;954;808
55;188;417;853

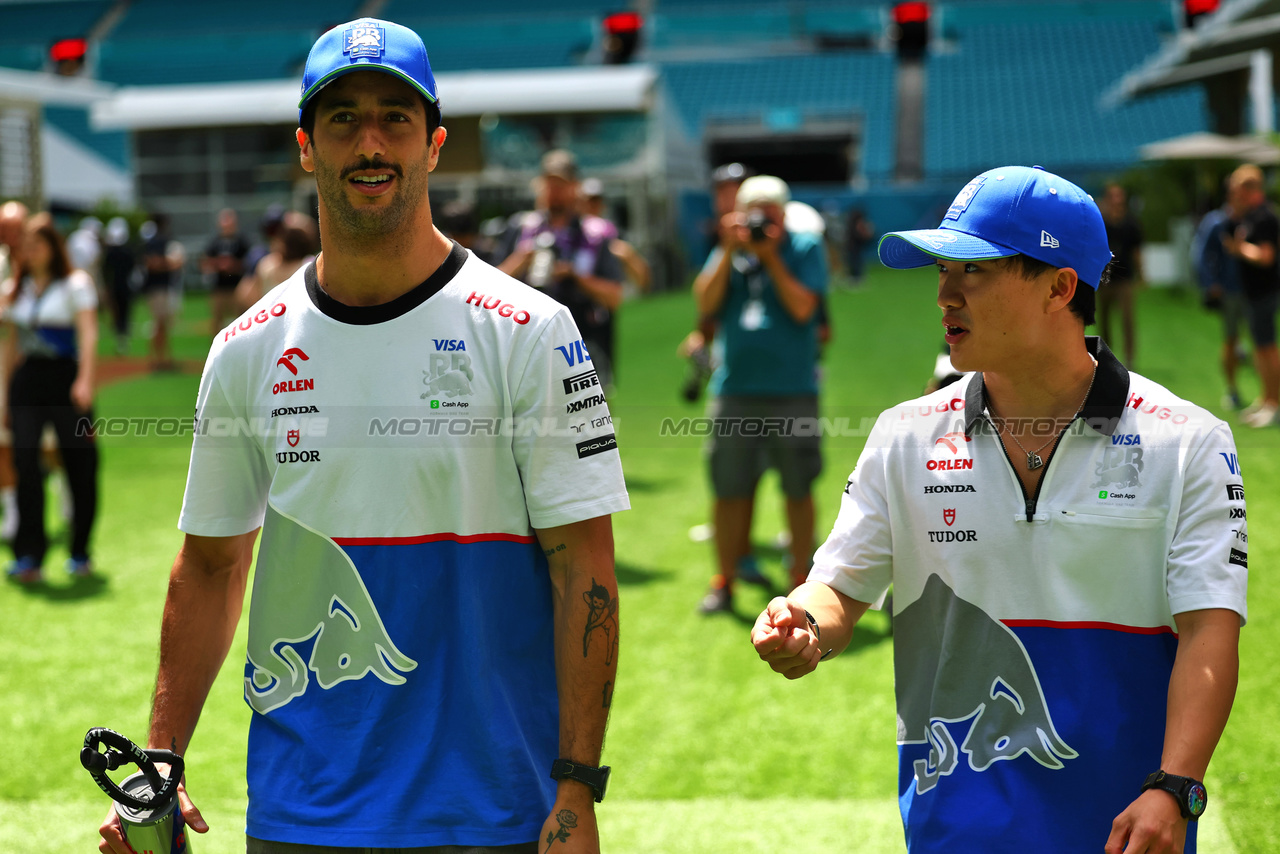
662;53;898;181
924;15;1208;180
0;0;112;72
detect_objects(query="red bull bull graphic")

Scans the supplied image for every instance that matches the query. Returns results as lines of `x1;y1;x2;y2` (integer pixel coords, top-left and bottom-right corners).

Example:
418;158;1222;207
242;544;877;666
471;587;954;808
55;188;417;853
244;505;418;714
896;574;1077;795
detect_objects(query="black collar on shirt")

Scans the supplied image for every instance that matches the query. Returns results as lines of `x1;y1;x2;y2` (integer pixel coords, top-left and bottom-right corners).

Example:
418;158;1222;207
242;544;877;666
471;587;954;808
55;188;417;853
304;240;467;325
963;336;1129;437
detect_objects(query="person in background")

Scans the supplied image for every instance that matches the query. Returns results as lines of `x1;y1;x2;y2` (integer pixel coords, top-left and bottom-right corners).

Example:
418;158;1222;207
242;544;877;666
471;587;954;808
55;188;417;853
1192;187;1246;411
1097;182;1143;367
101;217;135;355
67;215;103;293
0;202;27;540
497;149;624;386
203;208;249;337
1222;163;1280;428
581;178;650;293
249;213;317;298
2;213;99;582
140;216;184;371
693;174;828;613
844;208;874;287
437;199;485;261
235;204;286;311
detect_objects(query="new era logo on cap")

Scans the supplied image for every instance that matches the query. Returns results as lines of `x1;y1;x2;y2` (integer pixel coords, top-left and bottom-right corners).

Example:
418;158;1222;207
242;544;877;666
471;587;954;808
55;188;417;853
344;23;385;58
1040;230;1059;249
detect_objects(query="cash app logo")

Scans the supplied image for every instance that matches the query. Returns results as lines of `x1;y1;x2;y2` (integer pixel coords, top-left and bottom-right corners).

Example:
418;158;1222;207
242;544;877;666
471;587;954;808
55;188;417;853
430;400;440;409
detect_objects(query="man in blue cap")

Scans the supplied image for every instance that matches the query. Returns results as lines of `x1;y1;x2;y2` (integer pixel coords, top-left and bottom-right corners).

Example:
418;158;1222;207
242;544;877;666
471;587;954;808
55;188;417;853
751;166;1245;853
99;18;626;854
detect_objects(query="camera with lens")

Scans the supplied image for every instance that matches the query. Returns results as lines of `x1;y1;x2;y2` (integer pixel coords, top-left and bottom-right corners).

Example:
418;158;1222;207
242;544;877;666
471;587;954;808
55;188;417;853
747;209;769;243
527;231;560;289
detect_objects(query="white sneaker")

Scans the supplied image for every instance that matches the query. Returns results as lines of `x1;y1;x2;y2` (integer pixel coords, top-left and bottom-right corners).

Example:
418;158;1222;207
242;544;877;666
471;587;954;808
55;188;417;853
1244;404;1278;428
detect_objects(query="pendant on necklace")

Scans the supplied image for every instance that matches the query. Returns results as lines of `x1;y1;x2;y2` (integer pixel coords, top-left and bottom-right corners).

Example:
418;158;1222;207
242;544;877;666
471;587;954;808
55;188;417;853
1026;452;1044;470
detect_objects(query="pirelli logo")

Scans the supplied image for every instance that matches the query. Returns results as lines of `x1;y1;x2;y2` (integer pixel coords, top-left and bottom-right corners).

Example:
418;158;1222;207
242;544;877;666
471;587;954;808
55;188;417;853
564;370;600;395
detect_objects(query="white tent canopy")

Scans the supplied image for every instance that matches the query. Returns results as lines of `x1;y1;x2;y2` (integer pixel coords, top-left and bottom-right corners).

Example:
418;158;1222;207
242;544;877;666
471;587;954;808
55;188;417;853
91;64;657;131
1138;131;1280;163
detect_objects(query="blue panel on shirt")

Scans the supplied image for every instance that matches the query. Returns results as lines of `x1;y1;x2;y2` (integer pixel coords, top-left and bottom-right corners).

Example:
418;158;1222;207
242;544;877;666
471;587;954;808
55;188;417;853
244;538;557;848
897;626;1187;853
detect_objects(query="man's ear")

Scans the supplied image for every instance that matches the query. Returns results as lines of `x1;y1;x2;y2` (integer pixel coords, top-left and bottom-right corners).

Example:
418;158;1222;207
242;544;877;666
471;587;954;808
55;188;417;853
297;128;314;174
1047;267;1079;314
427;125;448;172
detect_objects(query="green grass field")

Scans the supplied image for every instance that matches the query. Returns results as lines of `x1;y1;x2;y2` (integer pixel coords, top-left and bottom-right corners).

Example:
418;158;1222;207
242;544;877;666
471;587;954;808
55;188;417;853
1;269;1276;852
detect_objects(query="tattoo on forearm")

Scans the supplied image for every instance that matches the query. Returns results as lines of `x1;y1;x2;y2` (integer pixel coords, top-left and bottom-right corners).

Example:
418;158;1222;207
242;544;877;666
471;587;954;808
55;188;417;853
170;737;178;754
544;808;577;852
543;543;567;558
602;680;613;708
582;579;619;665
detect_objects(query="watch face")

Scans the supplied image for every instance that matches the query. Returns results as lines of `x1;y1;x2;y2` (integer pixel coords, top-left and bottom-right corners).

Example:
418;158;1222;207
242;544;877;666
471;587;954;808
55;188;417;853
1188;783;1207;817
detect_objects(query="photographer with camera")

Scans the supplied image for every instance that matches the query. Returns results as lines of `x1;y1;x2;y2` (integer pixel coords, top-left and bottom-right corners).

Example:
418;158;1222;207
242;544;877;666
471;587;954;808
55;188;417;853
498;150;624;386
692;175;828;614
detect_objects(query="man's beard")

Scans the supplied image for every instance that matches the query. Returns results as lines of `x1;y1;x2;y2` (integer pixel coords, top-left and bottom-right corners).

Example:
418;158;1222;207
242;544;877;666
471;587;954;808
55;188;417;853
314;150;430;243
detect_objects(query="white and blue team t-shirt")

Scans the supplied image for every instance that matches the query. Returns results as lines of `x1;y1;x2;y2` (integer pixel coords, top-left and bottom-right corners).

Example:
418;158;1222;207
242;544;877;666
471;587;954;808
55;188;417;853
10;270;97;359
810;338;1247;853
179;242;629;848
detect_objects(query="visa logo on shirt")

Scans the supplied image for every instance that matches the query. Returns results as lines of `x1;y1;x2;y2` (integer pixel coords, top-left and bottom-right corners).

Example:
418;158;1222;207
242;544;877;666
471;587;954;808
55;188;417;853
556;340;592;367
1220;453;1242;475
1111;434;1141;445
433;339;467;351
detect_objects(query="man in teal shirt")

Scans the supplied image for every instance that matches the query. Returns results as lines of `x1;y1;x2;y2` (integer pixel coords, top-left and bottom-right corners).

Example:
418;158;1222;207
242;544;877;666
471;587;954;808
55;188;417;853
693;175;828;613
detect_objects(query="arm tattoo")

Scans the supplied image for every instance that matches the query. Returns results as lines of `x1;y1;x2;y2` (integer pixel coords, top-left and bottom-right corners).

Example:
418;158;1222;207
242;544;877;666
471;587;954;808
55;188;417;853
602;680;614;709
543;543;567;558
581;578;618;665
545;808;577;851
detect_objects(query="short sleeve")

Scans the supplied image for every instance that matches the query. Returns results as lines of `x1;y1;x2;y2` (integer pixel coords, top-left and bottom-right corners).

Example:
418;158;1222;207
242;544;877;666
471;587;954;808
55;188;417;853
67;270;98;312
511;309;630;529
808;413;894;607
1167;423;1248;624
790;233;829;297
177;352;272;537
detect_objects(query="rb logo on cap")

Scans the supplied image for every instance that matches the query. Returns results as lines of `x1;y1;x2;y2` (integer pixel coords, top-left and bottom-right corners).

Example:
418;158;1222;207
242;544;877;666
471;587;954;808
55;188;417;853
345;24;385;59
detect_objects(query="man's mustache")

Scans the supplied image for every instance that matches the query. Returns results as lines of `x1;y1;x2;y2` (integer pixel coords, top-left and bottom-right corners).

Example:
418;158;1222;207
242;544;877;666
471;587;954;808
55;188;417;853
340;158;403;180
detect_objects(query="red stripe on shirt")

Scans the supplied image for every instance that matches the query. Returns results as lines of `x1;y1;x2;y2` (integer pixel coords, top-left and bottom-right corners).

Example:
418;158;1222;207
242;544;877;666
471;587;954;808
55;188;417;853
332;532;538;546
1003;619;1176;635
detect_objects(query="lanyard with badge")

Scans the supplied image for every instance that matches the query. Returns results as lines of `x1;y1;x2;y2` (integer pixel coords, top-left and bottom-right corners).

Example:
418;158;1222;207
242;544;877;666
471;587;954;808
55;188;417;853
733;252;769;331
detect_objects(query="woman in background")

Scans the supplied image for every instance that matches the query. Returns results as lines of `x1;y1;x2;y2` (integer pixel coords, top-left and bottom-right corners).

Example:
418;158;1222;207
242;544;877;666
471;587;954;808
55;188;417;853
3;213;99;583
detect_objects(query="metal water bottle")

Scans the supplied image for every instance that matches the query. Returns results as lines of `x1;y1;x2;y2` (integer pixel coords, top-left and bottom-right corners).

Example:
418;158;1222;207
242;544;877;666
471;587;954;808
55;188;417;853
82;727;190;854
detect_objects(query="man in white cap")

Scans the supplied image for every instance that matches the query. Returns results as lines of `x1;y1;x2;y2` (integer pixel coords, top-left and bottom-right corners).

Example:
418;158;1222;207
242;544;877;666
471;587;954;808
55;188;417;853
99;17;627;854
693;174;828;613
752;166;1245;854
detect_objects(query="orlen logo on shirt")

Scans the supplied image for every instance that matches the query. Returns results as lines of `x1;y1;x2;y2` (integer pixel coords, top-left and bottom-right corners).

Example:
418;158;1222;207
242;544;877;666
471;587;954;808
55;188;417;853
273;348;314;395
926;431;974;471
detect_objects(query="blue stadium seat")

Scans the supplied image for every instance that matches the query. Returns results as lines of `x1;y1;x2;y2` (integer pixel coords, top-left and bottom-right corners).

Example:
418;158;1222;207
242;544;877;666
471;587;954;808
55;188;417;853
0;1;112;71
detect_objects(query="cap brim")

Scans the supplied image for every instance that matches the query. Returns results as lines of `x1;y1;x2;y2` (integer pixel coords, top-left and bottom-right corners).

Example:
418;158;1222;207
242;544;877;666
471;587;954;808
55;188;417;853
878;229;1018;269
299;64;438;116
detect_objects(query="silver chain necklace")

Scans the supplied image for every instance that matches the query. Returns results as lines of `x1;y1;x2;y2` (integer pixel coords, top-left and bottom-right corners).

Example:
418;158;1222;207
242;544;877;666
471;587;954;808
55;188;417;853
994;363;1098;470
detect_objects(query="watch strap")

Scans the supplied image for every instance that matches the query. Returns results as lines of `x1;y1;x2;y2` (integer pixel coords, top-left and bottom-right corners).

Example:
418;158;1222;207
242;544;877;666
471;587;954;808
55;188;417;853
1141;770;1207;820
550;758;610;803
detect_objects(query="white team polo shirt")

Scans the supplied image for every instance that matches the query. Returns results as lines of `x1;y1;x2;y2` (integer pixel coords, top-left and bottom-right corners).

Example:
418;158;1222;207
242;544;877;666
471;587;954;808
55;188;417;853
179;242;629;848
811;337;1246;853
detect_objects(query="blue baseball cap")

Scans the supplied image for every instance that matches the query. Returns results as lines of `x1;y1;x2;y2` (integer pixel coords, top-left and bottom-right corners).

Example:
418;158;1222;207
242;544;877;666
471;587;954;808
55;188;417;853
299;18;440;125
877;166;1113;288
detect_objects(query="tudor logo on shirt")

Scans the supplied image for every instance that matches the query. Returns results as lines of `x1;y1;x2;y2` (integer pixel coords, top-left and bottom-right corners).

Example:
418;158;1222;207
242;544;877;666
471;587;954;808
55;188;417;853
927;508;976;542
287;429;300;447
926;431;974;472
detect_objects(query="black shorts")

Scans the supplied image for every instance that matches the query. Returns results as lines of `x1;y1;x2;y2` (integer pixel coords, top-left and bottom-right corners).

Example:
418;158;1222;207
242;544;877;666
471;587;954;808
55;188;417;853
1246;292;1279;348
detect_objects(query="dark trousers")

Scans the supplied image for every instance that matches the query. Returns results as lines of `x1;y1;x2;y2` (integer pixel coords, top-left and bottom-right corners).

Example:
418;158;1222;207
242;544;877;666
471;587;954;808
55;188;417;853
10;358;98;563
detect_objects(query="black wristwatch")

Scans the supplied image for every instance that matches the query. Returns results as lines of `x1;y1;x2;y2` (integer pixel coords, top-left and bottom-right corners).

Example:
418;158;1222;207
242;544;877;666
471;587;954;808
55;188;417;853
1141;770;1207;820
550;759;611;803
